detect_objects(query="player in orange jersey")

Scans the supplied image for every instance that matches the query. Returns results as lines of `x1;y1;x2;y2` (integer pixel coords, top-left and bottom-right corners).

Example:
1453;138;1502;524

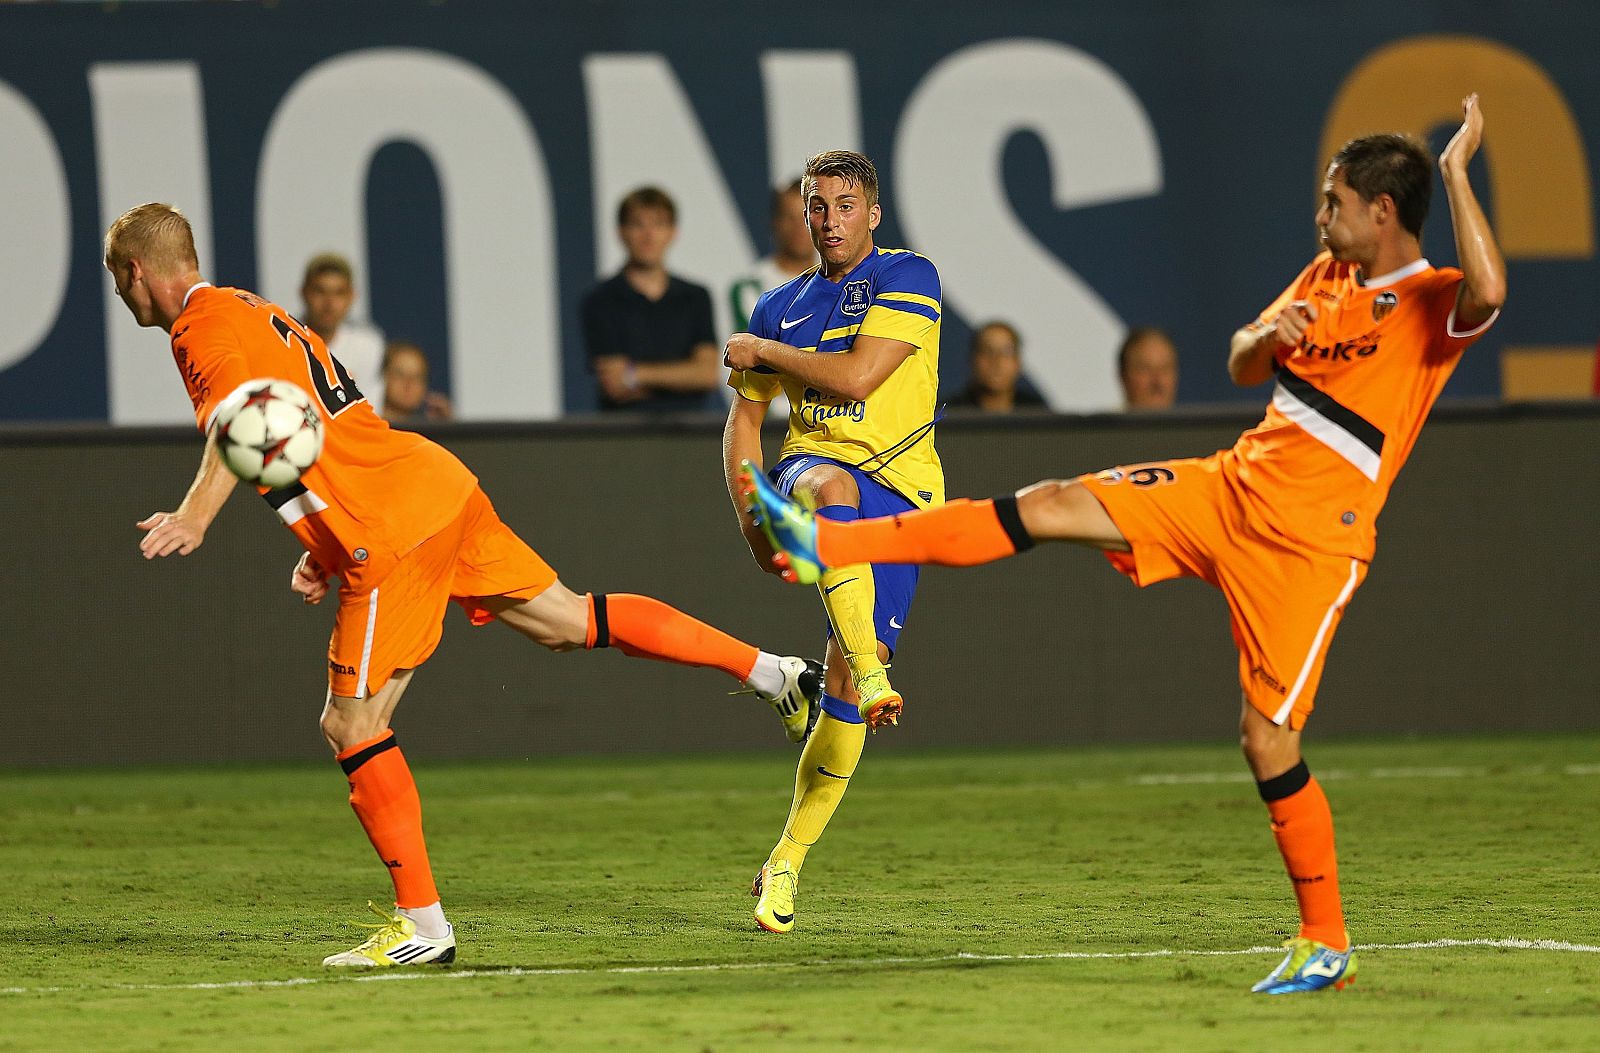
105;202;823;969
740;96;1505;993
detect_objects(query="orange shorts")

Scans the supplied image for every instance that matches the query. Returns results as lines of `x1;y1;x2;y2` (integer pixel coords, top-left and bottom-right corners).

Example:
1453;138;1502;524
326;487;557;698
1080;454;1367;729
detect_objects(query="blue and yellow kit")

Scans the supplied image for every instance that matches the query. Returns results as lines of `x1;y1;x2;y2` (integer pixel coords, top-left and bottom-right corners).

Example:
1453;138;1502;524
729;247;945;508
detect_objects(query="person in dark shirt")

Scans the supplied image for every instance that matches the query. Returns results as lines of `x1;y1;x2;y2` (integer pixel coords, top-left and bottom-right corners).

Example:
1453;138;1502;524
582;187;722;413
946;321;1048;413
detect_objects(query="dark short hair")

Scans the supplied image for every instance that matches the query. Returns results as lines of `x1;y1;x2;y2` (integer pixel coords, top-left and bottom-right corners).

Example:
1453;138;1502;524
971;320;1021;357
771;177;804;218
1117;326;1174;376
1330;133;1433;238
617;186;677;227
802;151;879;208
302;252;353;288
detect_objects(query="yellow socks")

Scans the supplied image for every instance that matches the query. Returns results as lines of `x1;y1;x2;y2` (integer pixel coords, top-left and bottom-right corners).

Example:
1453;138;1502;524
768;713;867;871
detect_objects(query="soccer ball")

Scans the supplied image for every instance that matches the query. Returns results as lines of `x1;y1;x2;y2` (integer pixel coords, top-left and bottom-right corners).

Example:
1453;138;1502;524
211;378;324;489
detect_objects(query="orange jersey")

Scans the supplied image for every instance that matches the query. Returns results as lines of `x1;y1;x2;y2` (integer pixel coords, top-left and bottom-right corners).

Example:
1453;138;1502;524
171;283;477;579
1227;252;1497;559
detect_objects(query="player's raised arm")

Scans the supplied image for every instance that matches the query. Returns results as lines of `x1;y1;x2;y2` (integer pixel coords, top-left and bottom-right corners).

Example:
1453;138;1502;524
1439;93;1506;330
136;427;238;559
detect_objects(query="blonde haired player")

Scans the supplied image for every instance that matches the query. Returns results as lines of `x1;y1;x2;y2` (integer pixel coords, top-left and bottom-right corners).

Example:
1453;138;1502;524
740;97;1504;992
106;203;822;968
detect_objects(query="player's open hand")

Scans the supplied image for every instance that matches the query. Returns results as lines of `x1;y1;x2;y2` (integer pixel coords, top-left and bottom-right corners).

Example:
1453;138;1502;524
291;552;332;605
723;334;763;372
1440;93;1484;176
137;511;205;559
1269;300;1317;349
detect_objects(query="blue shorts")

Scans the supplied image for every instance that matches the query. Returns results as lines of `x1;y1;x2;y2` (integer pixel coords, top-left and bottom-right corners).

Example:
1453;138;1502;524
770;455;920;657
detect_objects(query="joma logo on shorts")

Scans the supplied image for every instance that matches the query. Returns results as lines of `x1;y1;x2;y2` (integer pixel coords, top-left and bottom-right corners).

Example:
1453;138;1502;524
1251;665;1287;695
329;660;357;676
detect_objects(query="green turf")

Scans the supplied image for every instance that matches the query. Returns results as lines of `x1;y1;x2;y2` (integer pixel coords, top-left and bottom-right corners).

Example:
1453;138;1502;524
2;735;1597;1052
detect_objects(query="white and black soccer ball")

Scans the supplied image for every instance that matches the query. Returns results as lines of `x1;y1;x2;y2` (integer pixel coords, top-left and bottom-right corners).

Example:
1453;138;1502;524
211;378;324;490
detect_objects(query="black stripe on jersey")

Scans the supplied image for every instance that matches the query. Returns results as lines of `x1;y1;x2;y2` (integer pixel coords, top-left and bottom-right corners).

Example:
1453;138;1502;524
340;733;400;775
262;481;310;510
1276;370;1386;457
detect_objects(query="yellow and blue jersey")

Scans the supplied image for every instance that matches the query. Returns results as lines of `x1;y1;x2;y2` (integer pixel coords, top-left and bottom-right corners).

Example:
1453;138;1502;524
729;247;945;507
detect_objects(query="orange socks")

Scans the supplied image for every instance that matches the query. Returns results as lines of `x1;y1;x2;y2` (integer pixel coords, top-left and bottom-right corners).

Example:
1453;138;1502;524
586;593;759;682
1258;760;1346;949
817;496;1034;568
338;730;439;909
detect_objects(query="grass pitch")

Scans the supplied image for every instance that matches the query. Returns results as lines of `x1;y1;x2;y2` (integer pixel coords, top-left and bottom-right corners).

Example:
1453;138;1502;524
2;734;1597;1052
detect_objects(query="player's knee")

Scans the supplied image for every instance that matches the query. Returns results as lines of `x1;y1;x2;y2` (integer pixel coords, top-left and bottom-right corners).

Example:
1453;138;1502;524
319;706;367;754
1015;479;1079;537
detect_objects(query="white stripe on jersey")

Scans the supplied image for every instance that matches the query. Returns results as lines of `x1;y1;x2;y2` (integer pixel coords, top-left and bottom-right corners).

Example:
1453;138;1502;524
1271;382;1381;483
274;488;329;526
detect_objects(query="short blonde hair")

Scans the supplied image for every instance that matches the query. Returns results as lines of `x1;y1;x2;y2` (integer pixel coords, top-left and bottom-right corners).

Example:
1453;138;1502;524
104;202;199;275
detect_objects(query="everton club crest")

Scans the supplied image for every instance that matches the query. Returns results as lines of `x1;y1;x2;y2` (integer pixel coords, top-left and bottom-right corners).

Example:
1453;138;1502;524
841;279;871;316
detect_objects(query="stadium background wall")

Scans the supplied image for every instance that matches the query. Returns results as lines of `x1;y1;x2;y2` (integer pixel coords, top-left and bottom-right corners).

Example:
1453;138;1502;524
1;0;1598;423
3;407;1595;767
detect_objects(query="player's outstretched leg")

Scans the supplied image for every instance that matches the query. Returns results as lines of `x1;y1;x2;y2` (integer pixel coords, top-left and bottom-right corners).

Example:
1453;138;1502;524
738;461;1041;582
489;585;823;742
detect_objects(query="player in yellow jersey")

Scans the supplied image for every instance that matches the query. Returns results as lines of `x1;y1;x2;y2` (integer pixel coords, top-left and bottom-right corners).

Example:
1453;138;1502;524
739;98;1504;989
106;203;823;968
722;150;944;932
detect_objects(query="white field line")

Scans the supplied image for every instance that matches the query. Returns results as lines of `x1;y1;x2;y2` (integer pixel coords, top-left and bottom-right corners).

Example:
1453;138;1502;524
1;938;1596;997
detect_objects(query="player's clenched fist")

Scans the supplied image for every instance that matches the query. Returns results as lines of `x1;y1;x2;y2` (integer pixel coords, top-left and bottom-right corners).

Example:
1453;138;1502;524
1269;300;1318;349
723;333;764;371
291;552;332;605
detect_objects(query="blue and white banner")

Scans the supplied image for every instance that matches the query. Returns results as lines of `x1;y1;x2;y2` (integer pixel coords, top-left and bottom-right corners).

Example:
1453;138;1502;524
1;0;1594;422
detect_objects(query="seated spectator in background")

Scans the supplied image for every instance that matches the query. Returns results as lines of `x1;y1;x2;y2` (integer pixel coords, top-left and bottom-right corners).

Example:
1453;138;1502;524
582;187;722;413
301;252;386;414
380;341;453;425
946;321;1048;414
1117;326;1179;411
729;178;816;331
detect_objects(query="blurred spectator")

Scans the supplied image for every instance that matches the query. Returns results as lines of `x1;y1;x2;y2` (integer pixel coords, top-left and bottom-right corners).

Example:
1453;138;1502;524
582;187;721;413
729;178;815;332
946;321;1047;414
1592;337;1599;396
301;252;386;413
380;341;453;425
1117;326;1179;411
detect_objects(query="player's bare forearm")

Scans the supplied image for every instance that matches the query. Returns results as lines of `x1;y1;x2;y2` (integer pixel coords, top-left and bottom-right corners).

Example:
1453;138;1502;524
1230;299;1315;387
1228;325;1279;387
635;345;724;392
722;395;778;572
722;396;767;514
726;333;912;402
137;430;238;558
1440;95;1506;329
